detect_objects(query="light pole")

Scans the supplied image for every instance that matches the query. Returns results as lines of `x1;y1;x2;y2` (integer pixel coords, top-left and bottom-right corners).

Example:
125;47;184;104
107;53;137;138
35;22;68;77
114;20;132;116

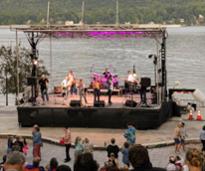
5;66;8;106
148;54;157;86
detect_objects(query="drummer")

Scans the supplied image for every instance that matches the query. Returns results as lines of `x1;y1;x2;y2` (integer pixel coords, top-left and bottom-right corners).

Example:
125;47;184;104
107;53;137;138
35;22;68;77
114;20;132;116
103;68;111;79
125;70;140;93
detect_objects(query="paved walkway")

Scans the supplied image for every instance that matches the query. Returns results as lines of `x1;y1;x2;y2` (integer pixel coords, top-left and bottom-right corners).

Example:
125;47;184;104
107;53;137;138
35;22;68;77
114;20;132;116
0;106;204;169
0;138;202;169
0;107;205;148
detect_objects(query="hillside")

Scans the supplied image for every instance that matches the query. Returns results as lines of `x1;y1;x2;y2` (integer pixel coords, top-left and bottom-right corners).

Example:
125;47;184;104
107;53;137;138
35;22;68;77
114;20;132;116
0;0;205;25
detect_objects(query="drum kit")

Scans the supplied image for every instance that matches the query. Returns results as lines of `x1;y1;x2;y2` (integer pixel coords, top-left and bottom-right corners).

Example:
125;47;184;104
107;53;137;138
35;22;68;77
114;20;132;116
91;72;119;89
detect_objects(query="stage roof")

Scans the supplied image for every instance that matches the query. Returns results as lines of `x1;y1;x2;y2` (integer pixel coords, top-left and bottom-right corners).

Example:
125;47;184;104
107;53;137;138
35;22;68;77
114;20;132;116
12;24;167;39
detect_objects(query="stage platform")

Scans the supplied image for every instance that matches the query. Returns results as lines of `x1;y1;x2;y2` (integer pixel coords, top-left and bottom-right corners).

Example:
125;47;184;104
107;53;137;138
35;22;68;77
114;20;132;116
17;93;176;129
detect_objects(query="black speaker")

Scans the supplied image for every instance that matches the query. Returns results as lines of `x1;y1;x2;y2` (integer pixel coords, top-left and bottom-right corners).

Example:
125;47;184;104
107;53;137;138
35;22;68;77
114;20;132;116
94;101;105;107
125;100;137;107
70;100;81;107
141;77;151;87
27;77;37;86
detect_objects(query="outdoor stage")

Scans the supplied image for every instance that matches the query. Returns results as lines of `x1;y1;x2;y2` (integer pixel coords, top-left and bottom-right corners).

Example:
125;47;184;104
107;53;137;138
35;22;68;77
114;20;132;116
17;93;175;129
14;24;172;130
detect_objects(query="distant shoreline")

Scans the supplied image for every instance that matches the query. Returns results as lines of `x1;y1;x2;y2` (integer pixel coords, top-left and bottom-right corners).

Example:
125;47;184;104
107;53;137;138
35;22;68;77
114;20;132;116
0;24;183;29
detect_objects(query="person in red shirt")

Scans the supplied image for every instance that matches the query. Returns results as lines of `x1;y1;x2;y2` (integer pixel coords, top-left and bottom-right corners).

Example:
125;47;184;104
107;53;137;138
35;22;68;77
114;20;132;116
63;127;71;162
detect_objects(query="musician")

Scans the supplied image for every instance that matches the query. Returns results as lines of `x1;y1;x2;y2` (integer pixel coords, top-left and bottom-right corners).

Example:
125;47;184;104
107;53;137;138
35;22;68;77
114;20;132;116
107;76;113;105
61;76;69;97
78;79;87;105
103;68;111;79
39;74;49;103
92;77;100;103
67;70;74;89
70;78;77;95
125;70;135;93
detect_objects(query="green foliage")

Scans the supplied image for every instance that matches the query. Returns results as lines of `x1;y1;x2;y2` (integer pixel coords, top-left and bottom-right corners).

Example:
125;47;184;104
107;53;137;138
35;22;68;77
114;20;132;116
0;0;205;25
0;45;49;94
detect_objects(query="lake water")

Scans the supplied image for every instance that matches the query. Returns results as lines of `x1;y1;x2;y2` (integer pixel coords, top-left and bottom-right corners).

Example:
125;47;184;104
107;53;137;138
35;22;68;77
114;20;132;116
0;26;205;105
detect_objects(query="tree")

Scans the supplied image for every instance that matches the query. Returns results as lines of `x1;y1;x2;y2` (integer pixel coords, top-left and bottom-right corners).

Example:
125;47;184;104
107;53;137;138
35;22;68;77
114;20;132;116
0;45;49;96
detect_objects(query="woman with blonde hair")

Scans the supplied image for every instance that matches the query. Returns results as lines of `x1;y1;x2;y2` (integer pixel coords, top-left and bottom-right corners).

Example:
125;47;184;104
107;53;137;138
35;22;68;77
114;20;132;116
185;148;205;171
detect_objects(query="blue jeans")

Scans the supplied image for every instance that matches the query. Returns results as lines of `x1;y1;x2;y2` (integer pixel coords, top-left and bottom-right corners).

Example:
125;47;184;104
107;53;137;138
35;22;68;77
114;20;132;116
41;89;49;101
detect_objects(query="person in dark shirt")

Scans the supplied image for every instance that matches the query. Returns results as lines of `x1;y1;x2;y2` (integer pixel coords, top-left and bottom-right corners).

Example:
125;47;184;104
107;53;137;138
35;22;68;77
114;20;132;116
39;74;49;103
129;144;166;171
106;138;120;159
12;136;24;152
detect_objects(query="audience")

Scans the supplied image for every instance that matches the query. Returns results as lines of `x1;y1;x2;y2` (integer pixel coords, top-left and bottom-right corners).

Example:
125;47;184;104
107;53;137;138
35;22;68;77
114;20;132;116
45;158;58;171
73;152;99;171
3;124;205;171
56;165;71;171
82;138;93;153
185;148;204;171
121;142;130;168
24;157;44;171
166;156;177;171
4;151;25;171
74;137;84;161
128;144;166;171
106;138;120;159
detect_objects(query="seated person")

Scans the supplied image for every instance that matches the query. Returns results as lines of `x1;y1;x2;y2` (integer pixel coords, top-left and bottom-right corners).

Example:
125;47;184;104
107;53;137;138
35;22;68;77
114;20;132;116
103;68;111;79
125;70;140;93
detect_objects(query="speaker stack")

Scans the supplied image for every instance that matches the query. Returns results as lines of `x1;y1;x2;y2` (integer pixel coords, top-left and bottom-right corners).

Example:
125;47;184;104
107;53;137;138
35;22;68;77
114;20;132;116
70;100;81;107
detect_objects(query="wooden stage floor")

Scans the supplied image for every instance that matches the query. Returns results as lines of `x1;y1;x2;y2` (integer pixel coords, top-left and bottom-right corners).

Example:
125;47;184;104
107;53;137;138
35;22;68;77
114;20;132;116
21;92;154;108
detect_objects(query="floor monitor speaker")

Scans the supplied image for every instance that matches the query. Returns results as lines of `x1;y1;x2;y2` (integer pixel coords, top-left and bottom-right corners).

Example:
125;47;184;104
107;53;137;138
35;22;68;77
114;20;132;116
70;100;81;107
94;100;105;107
125;100;137;107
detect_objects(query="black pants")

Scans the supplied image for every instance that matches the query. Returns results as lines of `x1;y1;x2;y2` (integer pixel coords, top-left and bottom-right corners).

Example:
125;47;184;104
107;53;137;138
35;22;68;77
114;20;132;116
108;89;112;104
94;89;100;102
201;140;205;151
65;144;71;160
140;87;147;104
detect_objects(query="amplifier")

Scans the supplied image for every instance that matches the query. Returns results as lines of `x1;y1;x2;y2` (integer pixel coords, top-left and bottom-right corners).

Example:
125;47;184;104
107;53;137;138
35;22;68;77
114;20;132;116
141;77;151;88
125;100;137;107
94;100;105;107
70;100;81;107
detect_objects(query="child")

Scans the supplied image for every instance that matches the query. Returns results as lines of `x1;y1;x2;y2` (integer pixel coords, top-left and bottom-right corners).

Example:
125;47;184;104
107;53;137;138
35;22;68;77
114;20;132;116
22;138;29;155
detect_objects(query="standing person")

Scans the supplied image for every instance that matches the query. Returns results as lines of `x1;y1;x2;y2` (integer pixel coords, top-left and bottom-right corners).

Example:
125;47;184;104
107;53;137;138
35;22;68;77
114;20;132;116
32;125;42;159
74;137;83;161
22;138;29;156
106;138;120;159
173;122;181;153
63;127;71;162
39;74;49;104
200;125;205;151
121;142;130;168
78;79;87;105
7;136;14;154
67;70;75;95
124;124;136;145
180;122;188;151
92;78;100;103
107;76;113;105
82;137;93;153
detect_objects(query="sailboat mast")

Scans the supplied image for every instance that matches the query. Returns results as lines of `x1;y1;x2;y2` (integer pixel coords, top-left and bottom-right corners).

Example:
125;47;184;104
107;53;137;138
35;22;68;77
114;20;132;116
47;1;50;27
81;1;85;24
116;0;119;25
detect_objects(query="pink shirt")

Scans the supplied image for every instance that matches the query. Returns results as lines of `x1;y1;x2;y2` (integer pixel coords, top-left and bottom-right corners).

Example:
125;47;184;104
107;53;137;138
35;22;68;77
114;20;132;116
64;129;71;144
